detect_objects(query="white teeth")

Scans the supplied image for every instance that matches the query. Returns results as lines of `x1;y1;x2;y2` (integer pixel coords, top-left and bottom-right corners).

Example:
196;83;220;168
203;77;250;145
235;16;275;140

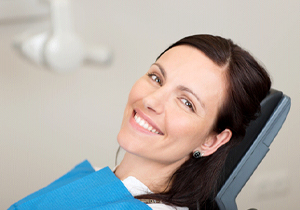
134;113;160;134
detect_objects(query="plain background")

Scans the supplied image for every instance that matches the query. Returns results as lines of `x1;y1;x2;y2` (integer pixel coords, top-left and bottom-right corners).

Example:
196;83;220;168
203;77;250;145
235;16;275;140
0;1;299;209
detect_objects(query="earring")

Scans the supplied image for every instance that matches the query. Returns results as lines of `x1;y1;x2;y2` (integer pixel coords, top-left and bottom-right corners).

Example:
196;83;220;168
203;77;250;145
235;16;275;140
193;151;202;158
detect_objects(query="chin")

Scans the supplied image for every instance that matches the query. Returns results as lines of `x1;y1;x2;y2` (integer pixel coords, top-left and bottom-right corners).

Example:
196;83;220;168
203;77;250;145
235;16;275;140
117;127;134;153
117;128;147;159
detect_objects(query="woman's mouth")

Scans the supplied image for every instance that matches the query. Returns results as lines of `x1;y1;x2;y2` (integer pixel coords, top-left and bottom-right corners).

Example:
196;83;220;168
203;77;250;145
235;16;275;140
133;111;164;135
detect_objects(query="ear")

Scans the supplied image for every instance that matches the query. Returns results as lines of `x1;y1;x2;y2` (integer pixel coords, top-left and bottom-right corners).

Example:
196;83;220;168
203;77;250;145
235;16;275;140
199;129;232;156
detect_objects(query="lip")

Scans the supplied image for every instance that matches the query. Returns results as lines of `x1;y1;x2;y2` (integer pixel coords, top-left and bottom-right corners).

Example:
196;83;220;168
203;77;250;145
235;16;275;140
130;109;164;135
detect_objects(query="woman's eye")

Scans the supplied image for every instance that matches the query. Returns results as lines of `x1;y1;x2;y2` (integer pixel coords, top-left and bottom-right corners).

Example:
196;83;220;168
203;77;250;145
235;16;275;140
147;73;162;86
181;98;194;111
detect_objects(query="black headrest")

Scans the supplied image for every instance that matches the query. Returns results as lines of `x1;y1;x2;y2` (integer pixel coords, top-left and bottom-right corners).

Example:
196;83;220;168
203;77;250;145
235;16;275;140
217;89;283;191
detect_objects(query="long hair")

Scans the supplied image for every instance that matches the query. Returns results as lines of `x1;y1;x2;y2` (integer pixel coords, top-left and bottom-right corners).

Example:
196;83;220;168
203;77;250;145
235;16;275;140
136;34;271;209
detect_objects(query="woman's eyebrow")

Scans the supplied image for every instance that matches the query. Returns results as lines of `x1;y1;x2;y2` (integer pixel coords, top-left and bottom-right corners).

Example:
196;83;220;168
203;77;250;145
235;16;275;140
152;63;166;79
178;85;206;109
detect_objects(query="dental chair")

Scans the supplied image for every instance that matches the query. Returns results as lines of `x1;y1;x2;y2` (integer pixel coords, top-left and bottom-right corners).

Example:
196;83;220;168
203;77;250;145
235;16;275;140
215;89;291;210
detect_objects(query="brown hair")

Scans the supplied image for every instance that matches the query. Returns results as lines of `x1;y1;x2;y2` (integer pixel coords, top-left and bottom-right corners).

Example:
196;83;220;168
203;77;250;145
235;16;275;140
136;34;271;209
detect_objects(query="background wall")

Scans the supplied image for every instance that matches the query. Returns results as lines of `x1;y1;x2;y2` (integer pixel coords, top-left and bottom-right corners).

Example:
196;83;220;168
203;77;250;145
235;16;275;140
1;1;299;209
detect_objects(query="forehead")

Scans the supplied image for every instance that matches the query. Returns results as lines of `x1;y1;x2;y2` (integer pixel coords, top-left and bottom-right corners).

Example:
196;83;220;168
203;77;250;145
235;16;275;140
156;45;228;111
157;45;224;73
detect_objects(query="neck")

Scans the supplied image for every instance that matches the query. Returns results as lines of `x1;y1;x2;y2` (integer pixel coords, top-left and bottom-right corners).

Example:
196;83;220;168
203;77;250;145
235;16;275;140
114;152;186;193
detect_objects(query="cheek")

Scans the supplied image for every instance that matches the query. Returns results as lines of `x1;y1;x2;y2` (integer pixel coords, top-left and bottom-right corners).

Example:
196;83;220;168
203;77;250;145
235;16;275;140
127;79;147;103
166;112;212;146
167;115;199;140
120;79;147;129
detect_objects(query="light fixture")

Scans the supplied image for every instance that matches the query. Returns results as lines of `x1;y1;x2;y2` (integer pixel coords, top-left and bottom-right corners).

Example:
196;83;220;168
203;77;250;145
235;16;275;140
13;0;112;73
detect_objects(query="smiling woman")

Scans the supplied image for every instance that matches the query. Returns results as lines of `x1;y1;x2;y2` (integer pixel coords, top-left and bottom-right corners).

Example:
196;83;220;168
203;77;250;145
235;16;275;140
117;45;230;165
8;34;271;210
116;34;271;209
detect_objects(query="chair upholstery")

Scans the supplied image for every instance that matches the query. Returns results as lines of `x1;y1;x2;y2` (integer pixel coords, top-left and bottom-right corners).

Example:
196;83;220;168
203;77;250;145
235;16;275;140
215;89;291;210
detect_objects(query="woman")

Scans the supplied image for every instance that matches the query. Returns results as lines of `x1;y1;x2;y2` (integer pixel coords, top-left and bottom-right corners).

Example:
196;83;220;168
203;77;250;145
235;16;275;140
115;34;271;209
9;34;271;210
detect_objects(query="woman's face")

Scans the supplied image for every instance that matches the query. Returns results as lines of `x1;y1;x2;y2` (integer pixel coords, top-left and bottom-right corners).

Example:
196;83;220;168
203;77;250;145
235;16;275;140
117;45;228;165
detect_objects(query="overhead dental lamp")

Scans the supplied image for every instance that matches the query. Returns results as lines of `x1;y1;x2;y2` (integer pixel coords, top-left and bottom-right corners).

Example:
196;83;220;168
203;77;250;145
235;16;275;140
13;0;112;73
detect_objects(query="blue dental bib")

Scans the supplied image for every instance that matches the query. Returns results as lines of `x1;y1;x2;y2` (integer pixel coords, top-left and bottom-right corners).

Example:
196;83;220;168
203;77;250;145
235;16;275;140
8;160;151;210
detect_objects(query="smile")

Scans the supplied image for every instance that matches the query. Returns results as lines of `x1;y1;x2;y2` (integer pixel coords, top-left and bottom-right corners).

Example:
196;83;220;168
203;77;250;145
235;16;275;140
133;112;163;135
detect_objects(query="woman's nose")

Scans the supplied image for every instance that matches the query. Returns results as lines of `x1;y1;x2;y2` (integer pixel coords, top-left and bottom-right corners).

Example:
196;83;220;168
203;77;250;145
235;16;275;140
142;89;167;114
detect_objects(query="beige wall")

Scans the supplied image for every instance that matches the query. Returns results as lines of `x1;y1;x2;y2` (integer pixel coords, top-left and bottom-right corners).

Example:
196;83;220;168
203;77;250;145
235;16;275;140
1;1;299;209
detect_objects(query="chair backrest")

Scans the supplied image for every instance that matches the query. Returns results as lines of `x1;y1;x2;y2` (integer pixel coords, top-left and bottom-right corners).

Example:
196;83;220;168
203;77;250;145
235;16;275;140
215;89;291;210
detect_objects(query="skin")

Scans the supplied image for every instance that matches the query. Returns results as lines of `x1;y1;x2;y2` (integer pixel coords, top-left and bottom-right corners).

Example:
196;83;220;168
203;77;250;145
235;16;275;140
115;45;232;192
